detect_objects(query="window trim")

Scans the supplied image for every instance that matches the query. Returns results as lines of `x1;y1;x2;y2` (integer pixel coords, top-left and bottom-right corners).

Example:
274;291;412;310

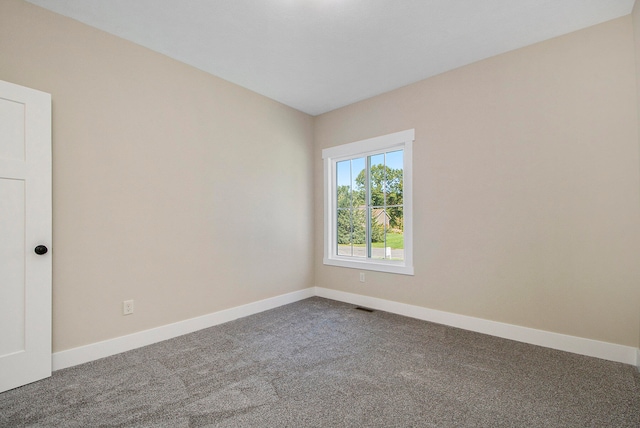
322;129;414;275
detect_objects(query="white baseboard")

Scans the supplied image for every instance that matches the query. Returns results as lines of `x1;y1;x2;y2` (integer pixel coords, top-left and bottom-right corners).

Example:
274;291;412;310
315;287;638;366
52;288;315;370
53;286;638;370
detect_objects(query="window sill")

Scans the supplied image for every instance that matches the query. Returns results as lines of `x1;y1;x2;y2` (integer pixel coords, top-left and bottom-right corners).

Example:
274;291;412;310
323;257;414;275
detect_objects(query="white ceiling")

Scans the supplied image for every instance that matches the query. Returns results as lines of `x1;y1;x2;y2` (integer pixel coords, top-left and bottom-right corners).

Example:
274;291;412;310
26;0;635;116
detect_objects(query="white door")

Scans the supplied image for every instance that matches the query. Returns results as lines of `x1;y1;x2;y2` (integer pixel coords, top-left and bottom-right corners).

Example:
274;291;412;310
0;80;52;393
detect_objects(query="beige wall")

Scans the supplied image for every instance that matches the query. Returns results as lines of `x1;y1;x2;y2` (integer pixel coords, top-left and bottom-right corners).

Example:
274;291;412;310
0;0;314;352
633;0;640;350
315;16;640;347
2;0;639;355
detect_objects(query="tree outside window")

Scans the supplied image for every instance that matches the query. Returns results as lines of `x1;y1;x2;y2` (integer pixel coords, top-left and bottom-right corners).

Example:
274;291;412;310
336;150;404;260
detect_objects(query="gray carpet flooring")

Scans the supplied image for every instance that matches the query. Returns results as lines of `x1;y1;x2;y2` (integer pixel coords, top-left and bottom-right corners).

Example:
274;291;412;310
1;297;639;427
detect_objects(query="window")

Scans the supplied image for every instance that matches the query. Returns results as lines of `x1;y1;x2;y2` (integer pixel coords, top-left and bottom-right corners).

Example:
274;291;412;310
323;129;414;275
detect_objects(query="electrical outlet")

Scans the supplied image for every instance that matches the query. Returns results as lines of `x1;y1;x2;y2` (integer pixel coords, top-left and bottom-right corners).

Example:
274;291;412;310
123;300;134;315
359;272;365;282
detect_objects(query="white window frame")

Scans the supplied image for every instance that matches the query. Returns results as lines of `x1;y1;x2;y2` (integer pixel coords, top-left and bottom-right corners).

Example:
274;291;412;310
323;129;414;275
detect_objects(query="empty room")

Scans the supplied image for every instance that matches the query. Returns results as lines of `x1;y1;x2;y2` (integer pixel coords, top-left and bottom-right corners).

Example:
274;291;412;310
1;0;639;426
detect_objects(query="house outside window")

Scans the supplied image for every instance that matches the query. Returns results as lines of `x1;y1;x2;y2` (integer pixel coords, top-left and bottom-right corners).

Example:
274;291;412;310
323;129;414;275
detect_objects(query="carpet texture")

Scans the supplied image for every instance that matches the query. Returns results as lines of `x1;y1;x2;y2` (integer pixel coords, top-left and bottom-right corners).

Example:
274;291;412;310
1;297;639;427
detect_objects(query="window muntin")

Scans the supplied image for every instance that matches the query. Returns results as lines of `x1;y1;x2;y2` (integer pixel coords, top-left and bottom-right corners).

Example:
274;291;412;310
323;129;414;275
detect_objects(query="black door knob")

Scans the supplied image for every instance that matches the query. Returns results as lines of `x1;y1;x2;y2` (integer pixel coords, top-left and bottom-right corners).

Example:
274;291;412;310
34;245;48;255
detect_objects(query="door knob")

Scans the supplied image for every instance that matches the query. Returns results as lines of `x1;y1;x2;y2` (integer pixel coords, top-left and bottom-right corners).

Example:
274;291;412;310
34;245;48;255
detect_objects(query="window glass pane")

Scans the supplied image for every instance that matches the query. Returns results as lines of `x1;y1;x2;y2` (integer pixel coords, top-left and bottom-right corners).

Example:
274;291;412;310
351;208;367;258
387;204;403;231
368;208;405;260
351;157;366;207
368;153;385;207
388;206;404;261
386;150;403;169
386;150;403;206
369;207;387;260
337;208;352;256
336;208;366;259
336;160;351;208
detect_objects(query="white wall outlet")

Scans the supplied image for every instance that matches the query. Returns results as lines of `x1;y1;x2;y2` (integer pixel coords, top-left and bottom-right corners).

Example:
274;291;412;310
123;300;134;315
359;272;365;282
